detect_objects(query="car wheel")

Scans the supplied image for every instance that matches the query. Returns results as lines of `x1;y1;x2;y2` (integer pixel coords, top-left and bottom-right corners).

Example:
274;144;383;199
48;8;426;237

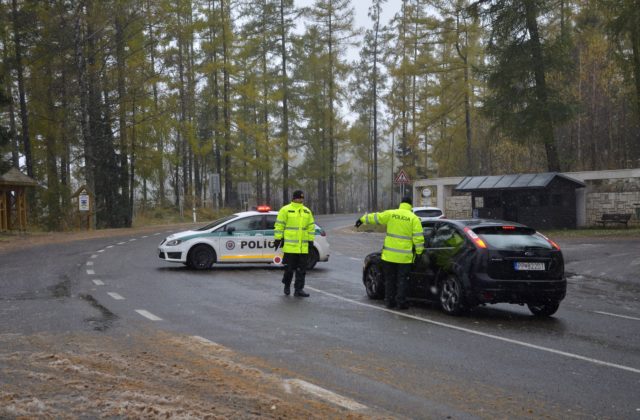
306;247;319;270
187;245;215;270
364;262;385;300
527;300;560;317
439;274;466;315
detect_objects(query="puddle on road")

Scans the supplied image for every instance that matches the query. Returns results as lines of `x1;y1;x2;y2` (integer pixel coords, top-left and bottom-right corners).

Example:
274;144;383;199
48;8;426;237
79;294;118;331
49;276;71;298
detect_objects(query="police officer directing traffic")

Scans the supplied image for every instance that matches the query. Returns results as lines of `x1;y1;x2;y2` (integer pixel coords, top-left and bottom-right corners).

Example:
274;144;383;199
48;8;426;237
355;195;424;309
274;190;315;297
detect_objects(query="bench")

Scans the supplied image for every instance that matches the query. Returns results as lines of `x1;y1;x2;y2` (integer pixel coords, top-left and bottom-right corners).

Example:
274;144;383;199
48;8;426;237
595;213;631;228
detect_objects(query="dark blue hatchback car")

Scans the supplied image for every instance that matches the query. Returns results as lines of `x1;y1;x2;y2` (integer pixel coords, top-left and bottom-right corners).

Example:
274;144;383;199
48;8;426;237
362;219;566;316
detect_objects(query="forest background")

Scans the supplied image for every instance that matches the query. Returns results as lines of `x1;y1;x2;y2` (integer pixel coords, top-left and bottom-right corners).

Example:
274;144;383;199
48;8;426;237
0;0;639;230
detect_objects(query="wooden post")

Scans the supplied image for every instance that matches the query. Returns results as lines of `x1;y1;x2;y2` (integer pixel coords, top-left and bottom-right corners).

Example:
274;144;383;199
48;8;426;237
17;187;27;230
0;189;7;231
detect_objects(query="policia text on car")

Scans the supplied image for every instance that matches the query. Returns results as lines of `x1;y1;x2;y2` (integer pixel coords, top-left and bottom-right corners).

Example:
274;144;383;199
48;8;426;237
356;196;424;309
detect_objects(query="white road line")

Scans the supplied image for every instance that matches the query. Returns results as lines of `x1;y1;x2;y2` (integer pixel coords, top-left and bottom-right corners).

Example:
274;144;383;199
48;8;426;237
307;287;640;375
86;269;95;275
129;238;136;242
106;245;114;249
153;233;161;236
283;381;292;394
86;261;94;266
189;336;363;410
92;279;104;286
107;292;124;300
142;235;148;238
349;257;360;261
594;311;640;322
97;249;105;253
192;335;221;346
286;379;367;411
135;309;162;321
117;242;126;245
91;254;98;259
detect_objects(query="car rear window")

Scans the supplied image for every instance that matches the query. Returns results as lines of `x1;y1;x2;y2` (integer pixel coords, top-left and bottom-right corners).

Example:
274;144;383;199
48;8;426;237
472;226;552;250
415;209;442;218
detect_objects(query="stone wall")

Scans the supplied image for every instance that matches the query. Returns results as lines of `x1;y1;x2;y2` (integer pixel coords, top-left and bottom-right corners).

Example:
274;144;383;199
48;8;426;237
445;195;472;219
586;192;640;226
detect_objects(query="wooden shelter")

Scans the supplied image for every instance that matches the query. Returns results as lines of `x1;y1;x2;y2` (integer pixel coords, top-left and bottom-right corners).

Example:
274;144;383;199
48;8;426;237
455;172;586;229
0;167;39;231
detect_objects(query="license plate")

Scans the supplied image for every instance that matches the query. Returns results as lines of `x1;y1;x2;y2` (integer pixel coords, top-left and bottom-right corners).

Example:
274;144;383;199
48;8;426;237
514;262;545;271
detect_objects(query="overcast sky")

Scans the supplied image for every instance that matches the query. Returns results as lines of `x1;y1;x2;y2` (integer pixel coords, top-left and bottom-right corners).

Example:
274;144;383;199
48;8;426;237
295;0;402;34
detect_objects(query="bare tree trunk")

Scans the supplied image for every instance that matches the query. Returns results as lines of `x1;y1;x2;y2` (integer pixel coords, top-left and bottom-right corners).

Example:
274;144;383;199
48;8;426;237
115;10;131;226
279;0;290;205
524;0;560;172
222;0;233;207
11;0;32;177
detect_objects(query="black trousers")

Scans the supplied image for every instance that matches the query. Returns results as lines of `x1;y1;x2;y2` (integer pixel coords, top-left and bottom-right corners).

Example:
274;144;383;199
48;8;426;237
282;253;308;291
382;260;411;307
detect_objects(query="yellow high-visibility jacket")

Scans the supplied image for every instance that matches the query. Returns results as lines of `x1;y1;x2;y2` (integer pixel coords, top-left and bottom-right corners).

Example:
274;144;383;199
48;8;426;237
274;201;315;254
359;202;424;264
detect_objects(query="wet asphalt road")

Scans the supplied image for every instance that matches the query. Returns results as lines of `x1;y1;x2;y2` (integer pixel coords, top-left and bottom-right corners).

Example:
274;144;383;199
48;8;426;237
1;215;639;418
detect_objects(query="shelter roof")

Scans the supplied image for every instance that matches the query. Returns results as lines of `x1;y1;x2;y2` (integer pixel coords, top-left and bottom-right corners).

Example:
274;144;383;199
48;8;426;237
0;167;38;187
455;172;585;191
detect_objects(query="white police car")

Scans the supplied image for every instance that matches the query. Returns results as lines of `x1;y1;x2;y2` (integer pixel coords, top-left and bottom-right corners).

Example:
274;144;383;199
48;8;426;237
158;206;330;270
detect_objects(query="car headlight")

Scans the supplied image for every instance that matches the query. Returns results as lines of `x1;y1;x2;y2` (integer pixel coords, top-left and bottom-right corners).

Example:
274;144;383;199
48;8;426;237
165;239;183;246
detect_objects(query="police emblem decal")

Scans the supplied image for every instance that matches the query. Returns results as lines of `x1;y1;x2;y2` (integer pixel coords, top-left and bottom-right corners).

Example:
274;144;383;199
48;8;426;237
226;241;235;250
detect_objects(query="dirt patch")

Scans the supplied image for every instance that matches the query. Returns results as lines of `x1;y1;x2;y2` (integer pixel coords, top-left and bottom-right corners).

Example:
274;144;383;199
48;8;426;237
0;329;383;419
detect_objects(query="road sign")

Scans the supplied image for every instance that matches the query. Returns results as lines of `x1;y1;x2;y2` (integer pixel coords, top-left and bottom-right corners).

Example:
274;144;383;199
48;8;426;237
394;169;411;184
210;173;220;195
79;192;90;211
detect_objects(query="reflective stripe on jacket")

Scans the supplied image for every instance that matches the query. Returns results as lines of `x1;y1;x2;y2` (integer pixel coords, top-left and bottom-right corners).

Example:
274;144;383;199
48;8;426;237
359;202;424;264
274;201;315;254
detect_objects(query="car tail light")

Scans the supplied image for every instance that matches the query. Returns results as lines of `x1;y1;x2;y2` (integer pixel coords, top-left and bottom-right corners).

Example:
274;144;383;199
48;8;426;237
464;227;487;249
502;225;516;230
536;232;561;250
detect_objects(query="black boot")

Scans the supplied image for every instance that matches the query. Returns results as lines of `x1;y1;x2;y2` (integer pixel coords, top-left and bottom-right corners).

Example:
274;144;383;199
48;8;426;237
283;283;291;296
294;290;309;297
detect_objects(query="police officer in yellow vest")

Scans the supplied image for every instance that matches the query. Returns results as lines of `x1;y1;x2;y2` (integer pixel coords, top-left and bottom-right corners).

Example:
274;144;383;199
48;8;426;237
274;190;315;297
355;195;424;309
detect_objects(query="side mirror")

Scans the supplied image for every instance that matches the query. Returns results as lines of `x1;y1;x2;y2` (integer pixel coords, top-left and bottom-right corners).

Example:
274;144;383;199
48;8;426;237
226;226;236;235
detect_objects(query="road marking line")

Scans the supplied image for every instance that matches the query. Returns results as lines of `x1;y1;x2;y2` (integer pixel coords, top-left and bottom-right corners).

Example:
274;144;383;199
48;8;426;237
97;249;105;253
92;280;104;286
135;309;162;321
594;311;640;321
283;381;292;394
117;242;126;245
86;261;94;266
192;336;221;346
91;254;98;259
107;245;114;249
154;233;161;236
129;238;136;242
285;379;367;411
142;235;148;238
86;269;95;275
308;287;640;375
349;257;360;261
107;292;124;300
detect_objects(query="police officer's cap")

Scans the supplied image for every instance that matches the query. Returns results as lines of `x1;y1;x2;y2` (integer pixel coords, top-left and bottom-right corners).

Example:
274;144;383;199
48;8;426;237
292;190;305;200
401;195;413;205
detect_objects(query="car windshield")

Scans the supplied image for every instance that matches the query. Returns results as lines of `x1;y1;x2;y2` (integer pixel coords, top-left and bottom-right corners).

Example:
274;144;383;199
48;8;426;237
195;214;237;231
473;226;552;250
415;209;442;218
